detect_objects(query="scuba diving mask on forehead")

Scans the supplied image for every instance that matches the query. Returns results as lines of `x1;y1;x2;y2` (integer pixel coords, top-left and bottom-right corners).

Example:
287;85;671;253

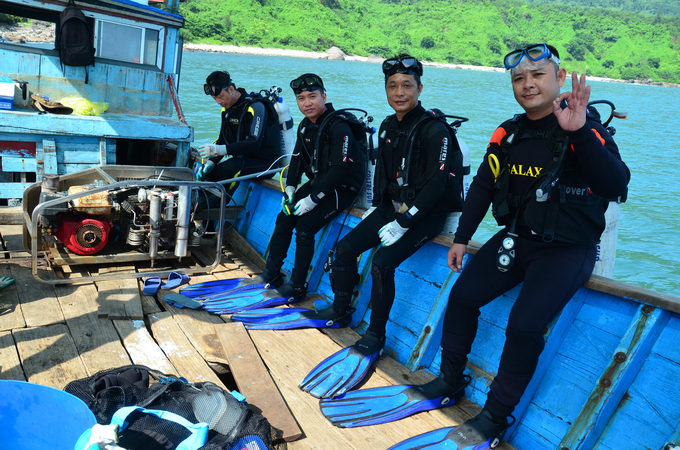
290;74;325;94
382;56;423;77
204;83;231;97
503;44;561;70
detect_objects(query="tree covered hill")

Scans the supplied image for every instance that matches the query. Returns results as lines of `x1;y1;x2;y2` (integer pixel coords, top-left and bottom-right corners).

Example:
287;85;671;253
180;0;680;83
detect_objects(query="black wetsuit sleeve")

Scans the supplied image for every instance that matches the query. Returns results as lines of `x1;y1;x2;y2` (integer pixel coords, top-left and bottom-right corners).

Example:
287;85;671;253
566;120;630;198
396;122;451;228
286;136;304;188
452;128;502;245
215;109;228;147
308;121;358;198
223;101;269;157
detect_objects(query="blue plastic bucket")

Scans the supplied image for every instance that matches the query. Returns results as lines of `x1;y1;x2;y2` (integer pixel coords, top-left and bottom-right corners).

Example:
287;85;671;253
0;380;96;450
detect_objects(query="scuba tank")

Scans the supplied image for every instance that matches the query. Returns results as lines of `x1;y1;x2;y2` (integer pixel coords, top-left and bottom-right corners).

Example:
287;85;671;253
588;100;627;278
442;135;471;235
357;129;378;210
268;87;295;167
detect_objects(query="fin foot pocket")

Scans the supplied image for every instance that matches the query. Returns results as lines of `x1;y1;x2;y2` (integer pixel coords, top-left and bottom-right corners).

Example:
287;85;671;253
299;331;384;399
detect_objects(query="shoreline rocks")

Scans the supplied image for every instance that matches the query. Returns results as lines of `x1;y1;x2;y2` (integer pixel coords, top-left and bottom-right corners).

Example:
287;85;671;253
0;21;55;44
183;42;679;88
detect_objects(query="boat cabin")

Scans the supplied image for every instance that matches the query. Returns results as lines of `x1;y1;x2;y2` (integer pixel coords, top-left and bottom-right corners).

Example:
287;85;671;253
0;0;191;205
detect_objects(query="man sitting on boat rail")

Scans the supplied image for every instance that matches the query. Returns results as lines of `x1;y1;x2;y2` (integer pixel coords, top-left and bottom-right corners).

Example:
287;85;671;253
197;70;283;197
199;74;368;308
394;44;630;447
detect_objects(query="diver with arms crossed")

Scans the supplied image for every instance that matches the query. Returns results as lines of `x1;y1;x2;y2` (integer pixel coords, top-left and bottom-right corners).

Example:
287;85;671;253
190;74;368;312
319;44;630;450
232;55;465;400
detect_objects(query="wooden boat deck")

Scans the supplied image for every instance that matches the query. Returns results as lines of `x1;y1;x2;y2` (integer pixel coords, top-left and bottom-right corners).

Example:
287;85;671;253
0;220;516;450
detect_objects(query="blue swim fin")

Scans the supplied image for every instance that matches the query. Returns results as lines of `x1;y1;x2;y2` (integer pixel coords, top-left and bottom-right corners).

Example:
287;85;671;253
299;331;384;399
319;376;469;428
387;410;509;450
180;273;283;299
202;283;307;314
231;306;354;330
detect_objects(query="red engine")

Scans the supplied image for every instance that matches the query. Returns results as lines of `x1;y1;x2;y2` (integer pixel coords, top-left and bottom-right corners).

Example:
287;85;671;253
54;217;111;255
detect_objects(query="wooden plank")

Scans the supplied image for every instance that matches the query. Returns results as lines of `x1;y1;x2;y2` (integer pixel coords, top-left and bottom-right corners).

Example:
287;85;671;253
112;319;176;374
13;323;88;389
225;221;266;270
559;305;670;449
2;156;36;173
147;311;226;389
507;293;585;440
0;183;33;200
0;330;25;381
10;264;64;327
96;264;144;320
216;322;302;442
0;207;23;226
247;327;482;450
54;271;131;375
1;224;29;256
0;264;25;331
156;285;230;369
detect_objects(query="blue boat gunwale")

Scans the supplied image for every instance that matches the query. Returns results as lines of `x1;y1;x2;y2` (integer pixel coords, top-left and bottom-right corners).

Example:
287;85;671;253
237;177;680;449
252;177;680;315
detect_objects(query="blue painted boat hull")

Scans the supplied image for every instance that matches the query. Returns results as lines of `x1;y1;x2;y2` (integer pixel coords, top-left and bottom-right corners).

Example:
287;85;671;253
231;178;680;450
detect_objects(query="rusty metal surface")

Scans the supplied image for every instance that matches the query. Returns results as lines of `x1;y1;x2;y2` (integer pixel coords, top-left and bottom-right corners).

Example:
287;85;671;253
67;185;113;215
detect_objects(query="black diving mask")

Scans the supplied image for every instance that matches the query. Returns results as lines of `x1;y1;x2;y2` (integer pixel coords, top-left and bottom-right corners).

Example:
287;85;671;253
382;56;423;77
290;74;325;94
204;83;231;97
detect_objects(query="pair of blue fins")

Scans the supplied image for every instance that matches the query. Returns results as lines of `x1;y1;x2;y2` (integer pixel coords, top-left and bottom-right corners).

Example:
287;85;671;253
180;277;503;450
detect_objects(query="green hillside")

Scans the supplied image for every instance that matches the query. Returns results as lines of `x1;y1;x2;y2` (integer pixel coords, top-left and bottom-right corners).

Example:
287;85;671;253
180;0;680;83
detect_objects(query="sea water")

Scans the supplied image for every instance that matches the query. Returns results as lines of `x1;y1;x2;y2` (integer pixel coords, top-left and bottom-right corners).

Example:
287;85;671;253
179;51;680;297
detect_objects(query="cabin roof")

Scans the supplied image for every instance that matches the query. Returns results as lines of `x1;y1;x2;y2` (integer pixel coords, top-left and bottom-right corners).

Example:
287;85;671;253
0;0;184;27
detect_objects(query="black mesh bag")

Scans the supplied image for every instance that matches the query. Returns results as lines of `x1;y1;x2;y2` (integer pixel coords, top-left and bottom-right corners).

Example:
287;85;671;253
64;365;274;450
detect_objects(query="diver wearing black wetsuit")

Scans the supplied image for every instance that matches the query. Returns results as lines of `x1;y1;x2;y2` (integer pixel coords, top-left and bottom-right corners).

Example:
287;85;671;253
258;74;366;299
329;57;464;340
437;44;630;445
199;71;282;196
332;101;463;335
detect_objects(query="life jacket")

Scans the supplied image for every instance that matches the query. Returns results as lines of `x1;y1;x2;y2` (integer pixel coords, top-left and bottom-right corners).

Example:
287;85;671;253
301;108;370;192
378;109;465;212
57;0;96;83
491;112;618;245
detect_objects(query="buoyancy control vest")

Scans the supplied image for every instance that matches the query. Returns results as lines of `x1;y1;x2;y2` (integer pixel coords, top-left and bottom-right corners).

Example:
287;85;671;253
300;108;370;193
491;113;616;245
220;89;284;164
377;109;465;213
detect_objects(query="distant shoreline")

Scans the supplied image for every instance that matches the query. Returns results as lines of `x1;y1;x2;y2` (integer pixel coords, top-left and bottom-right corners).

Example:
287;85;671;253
184;42;679;88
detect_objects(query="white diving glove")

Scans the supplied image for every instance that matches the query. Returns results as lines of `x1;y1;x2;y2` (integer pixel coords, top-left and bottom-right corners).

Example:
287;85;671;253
294;195;318;216
282;186;296;215
196;160;215;181
378;220;408;247
199;143;227;158
361;206;377;220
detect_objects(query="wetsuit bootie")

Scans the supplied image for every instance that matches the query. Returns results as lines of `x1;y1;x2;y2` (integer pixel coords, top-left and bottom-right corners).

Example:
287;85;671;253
439;355;469;403
274;282;307;301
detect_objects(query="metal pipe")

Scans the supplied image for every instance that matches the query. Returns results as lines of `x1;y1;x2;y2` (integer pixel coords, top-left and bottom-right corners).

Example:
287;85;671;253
174;186;191;259
148;189;162;265
216;168;283;186
165;192;175;221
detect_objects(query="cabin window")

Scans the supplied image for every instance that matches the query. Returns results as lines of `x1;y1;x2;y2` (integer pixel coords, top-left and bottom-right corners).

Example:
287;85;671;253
95;20;162;67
